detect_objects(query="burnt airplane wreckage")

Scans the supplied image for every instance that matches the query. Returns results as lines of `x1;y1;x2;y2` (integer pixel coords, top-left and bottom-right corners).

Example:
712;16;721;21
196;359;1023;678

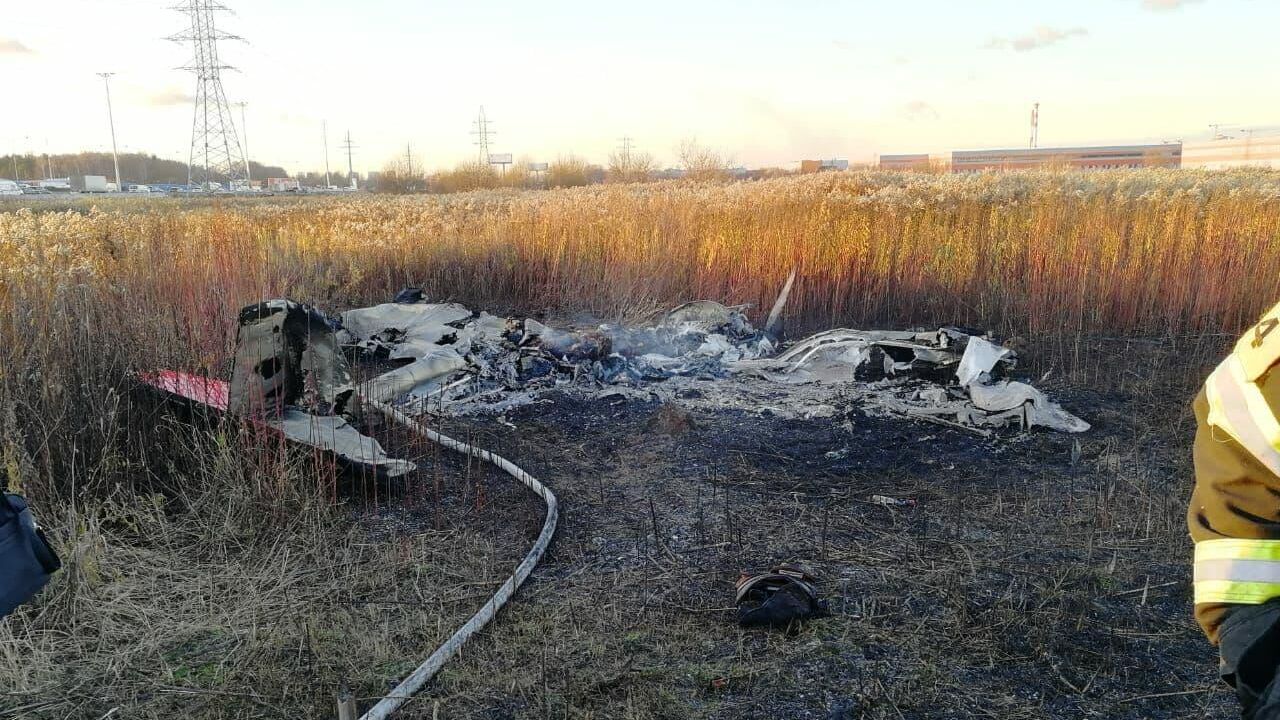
329;293;1088;436
145;298;557;720
137;290;1088;719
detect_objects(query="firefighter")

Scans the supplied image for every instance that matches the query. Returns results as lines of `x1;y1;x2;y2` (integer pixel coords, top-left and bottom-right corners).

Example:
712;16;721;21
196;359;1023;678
1191;300;1280;718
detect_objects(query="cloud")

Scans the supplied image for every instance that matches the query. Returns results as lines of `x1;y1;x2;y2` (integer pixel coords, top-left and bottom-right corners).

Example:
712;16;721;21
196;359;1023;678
0;38;35;55
985;26;1087;52
146;88;194;106
1142;0;1202;9
902;101;940;121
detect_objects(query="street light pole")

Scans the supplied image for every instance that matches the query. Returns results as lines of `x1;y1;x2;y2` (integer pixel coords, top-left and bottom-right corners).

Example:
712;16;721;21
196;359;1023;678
236;101;251;184
97;72;122;191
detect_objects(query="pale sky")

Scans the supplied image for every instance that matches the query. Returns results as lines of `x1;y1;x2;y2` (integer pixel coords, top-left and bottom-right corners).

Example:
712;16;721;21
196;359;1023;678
2;0;1276;173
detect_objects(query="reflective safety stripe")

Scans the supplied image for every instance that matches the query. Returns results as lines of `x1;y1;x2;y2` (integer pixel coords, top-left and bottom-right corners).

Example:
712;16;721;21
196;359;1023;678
1199;353;1280;605
1195;539;1280;604
1204;354;1280;478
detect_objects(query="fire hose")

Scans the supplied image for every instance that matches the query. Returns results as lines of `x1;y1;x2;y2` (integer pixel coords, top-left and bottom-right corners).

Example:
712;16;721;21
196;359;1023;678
357;398;559;720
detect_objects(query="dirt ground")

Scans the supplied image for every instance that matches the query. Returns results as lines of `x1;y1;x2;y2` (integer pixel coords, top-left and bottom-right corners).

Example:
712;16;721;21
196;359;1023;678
352;362;1234;720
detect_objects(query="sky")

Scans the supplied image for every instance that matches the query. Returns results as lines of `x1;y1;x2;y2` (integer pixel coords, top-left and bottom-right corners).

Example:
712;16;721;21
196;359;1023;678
2;0;1277;174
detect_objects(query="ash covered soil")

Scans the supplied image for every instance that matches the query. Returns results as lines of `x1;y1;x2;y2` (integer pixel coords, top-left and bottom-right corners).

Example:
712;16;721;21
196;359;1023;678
366;373;1232;720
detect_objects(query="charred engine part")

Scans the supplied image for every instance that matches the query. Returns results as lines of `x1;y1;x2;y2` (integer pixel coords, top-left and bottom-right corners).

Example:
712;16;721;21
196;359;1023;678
735;564;828;628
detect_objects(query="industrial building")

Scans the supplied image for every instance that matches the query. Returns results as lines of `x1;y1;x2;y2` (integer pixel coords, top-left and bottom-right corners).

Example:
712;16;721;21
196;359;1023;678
878;153;951;172
882;132;1280;173
799;158;851;173
882;144;1183;172
952;144;1182;171
1182;135;1280;169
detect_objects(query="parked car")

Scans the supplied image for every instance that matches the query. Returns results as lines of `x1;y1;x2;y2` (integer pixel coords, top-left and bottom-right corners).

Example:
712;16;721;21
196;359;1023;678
21;186;51;195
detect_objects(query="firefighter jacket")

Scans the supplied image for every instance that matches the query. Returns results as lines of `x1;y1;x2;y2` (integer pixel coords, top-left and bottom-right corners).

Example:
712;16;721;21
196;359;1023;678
1190;300;1280;644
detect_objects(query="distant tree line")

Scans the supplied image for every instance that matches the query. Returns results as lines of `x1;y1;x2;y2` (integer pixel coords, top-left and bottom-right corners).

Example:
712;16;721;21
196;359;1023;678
0;152;287;185
371;139;748;195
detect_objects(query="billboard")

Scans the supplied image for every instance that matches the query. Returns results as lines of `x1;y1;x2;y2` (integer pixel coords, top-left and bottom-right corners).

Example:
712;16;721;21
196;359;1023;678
528;162;549;171
489;153;513;165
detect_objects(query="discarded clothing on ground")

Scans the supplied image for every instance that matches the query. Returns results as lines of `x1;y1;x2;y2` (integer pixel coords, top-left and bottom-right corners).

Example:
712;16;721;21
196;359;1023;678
0;493;61;620
735;565;827;628
333;291;1089;435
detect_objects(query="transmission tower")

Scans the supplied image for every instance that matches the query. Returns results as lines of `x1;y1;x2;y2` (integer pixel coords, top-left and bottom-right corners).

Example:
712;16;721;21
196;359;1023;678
340;131;357;184
171;0;246;188
1029;102;1040;149
618;136;634;162
472;106;494;164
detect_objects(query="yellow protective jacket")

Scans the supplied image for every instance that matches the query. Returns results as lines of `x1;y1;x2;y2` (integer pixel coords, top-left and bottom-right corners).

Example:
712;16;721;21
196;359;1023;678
1190;301;1280;643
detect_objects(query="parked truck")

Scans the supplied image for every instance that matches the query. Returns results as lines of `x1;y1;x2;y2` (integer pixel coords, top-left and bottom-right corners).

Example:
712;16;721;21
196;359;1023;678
266;177;301;193
83;175;109;193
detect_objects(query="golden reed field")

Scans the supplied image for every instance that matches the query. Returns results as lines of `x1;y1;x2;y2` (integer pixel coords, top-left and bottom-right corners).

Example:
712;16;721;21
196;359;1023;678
6;167;1280;497
3;168;1280;718
6;168;1280;351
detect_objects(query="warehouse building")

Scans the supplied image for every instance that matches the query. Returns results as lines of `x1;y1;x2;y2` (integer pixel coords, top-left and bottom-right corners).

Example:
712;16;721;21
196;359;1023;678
951;144;1181;171
879;153;951;171
1182;135;1280;169
881;143;1183;172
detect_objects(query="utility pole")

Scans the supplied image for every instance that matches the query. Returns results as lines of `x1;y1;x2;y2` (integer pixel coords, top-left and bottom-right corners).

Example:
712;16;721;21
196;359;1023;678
98;72;122;191
340;131;356;186
236;101;251;183
1029;102;1039;149
405;143;413;176
471;106;494;165
322;120;331;188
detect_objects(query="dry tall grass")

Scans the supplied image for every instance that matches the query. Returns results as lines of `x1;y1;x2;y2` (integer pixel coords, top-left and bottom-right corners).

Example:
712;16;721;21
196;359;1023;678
7;169;1279;340
5;167;1279;496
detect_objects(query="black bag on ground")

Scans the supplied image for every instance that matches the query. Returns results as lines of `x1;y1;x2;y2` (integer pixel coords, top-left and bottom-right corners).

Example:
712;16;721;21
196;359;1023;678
0;493;61;619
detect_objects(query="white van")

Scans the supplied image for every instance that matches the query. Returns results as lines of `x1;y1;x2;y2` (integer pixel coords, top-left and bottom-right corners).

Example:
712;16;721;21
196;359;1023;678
0;179;22;196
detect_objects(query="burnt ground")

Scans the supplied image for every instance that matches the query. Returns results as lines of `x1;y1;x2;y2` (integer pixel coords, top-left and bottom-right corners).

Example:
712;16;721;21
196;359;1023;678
348;371;1235;720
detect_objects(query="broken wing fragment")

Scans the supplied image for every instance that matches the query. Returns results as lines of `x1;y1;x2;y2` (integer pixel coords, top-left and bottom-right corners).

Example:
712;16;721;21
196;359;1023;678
955;336;1013;386
966;381;1091;433
271;411;415;477
339;302;474;360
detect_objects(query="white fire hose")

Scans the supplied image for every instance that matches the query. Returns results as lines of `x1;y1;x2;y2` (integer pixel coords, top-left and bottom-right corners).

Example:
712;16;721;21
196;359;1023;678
357;398;559;720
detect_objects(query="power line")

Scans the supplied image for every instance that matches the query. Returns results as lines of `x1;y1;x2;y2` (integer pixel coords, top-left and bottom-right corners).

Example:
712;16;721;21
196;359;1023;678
97;73;122;190
170;0;247;189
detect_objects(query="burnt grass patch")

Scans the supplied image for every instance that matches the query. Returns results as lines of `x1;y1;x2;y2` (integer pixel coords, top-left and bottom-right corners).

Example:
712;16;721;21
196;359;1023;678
382;382;1232;719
